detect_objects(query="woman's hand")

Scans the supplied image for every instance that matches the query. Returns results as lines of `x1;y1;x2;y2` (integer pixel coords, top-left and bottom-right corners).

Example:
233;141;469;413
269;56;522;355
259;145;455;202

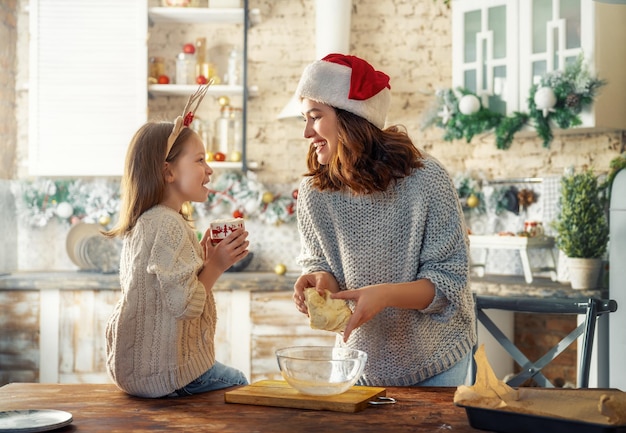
293;271;339;315
331;285;388;342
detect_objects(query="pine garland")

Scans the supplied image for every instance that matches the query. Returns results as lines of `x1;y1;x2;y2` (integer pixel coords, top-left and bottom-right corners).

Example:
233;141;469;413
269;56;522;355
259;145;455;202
13;173;298;229
424;55;605;149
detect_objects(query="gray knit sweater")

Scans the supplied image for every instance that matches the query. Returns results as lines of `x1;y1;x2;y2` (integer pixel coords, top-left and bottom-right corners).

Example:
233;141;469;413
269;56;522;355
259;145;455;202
105;205;216;398
296;155;477;386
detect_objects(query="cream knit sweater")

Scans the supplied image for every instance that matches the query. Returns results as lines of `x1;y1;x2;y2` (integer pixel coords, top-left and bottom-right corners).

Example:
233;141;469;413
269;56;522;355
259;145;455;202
296;155;477;386
106;205;216;398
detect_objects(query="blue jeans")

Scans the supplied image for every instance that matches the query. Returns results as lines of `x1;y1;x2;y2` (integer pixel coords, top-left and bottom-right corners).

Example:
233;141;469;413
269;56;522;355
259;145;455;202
413;351;471;387
173;361;248;396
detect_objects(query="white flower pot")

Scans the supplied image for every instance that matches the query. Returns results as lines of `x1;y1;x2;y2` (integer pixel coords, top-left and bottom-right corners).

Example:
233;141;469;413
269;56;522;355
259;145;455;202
567;257;602;290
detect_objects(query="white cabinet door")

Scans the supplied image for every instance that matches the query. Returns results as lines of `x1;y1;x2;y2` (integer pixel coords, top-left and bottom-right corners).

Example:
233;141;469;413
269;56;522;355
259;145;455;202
452;0;626;131
518;0;626;130
452;0;519;116
518;0;590;95
29;0;147;176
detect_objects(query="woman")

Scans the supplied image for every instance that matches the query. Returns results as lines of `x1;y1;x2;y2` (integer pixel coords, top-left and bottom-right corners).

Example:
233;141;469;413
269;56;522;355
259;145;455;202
292;54;476;387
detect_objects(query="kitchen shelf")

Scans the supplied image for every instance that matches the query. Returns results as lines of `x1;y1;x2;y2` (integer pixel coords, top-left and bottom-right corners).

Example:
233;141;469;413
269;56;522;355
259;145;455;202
148;84;258;98
147;1;257;171
209;160;259;170
148;7;260;25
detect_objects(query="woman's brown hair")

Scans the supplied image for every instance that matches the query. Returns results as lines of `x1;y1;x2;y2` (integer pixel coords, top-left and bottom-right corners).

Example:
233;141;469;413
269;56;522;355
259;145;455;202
104;122;194;238
304;108;424;194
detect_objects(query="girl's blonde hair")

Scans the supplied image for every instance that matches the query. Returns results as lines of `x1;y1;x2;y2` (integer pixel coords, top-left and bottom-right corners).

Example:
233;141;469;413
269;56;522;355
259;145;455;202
105;122;194;238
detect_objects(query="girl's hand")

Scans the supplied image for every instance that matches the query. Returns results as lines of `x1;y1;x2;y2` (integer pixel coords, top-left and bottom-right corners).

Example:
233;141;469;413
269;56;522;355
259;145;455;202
293;271;339;315
204;227;249;273
331;285;387;342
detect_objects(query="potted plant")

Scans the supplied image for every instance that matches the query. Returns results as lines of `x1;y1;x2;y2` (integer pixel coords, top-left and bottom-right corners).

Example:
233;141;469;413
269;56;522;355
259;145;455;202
554;168;609;289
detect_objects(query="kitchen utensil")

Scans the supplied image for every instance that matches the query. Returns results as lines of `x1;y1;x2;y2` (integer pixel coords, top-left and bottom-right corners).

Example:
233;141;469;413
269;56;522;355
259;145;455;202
276;346;367;396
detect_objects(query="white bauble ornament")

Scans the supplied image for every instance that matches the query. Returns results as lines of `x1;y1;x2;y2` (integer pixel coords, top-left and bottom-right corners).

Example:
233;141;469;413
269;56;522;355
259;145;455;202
458;94;481;115
55;202;74;219
534;87;557;117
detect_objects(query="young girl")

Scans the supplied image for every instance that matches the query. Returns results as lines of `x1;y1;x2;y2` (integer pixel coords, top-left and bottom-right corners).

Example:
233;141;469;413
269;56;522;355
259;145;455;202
105;86;249;398
292;54;476;387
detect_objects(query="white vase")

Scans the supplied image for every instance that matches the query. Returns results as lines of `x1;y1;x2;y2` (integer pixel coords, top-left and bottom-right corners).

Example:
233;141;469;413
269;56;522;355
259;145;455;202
567;258;602;290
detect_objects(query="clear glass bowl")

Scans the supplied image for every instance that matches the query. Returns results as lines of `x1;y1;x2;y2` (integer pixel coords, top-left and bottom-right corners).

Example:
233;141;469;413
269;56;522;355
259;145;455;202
275;346;368;396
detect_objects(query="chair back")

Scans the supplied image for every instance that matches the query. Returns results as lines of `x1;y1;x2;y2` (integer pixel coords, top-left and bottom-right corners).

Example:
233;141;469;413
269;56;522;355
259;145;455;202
473;295;617;388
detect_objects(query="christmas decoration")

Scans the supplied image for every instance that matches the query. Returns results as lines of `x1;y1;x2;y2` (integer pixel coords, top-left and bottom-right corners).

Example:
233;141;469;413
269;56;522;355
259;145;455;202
55;202;74;219
423;55;605;149
274;263;287;275
422;88;502;143
458;94;481;115
195;170;298;225
12;178;120;228
533;87;557;117
14;172;299;229
454;173;485;215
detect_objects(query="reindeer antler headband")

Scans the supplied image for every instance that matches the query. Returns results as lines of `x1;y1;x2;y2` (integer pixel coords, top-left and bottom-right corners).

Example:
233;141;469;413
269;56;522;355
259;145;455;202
165;81;213;157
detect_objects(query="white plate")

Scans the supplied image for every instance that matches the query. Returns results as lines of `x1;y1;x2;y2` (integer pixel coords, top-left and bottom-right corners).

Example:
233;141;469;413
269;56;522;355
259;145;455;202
66;223;102;270
0;409;73;432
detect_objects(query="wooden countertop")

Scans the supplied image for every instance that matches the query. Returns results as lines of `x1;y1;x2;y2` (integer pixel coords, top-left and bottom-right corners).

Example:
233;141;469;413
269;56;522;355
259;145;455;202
0;271;607;299
0;382;477;432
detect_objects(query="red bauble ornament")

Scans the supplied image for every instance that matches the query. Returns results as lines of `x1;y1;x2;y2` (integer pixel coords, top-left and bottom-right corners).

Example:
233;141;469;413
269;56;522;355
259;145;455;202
292;189;299;200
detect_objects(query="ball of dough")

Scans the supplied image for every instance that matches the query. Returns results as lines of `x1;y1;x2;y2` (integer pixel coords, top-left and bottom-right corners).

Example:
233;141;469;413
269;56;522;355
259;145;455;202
304;288;352;333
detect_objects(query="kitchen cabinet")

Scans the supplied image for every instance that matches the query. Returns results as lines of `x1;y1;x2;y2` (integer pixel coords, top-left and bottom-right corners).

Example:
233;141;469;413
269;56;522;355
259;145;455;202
452;0;519;116
147;1;259;171
28;0;148;176
27;0;258;176
452;0;626;131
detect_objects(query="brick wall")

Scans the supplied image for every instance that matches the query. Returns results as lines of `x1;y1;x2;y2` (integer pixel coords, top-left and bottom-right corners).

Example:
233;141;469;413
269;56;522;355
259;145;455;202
514;313;578;387
0;0;17;180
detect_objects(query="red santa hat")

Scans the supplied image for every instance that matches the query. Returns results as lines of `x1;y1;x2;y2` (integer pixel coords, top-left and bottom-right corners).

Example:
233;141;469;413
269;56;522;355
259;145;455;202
296;53;391;129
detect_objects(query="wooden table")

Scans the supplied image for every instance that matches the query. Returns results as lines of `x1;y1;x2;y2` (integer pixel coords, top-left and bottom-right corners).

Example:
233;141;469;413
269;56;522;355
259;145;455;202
0;383;479;432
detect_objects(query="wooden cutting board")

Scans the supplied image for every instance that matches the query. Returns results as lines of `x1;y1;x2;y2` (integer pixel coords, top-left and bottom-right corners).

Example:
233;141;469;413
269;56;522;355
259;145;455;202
224;380;387;413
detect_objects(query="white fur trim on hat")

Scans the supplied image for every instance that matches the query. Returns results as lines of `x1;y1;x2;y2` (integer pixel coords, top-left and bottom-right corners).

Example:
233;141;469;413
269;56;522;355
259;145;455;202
296;60;390;129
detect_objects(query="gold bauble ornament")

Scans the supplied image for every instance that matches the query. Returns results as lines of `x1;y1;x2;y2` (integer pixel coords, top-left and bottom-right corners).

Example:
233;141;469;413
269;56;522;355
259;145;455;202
466;194;479;208
98;215;111;226
262;191;274;204
274;263;287;275
218;96;230;107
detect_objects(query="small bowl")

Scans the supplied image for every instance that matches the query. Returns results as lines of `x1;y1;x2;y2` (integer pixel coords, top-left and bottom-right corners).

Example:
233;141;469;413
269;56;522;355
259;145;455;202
276;346;367;396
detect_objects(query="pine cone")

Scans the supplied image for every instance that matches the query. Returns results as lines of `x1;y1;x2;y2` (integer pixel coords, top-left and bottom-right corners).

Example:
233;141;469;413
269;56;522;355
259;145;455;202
565;93;581;109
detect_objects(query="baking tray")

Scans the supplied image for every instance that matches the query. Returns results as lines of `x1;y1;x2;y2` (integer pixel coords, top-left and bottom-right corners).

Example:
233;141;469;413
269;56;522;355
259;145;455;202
457;403;626;433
